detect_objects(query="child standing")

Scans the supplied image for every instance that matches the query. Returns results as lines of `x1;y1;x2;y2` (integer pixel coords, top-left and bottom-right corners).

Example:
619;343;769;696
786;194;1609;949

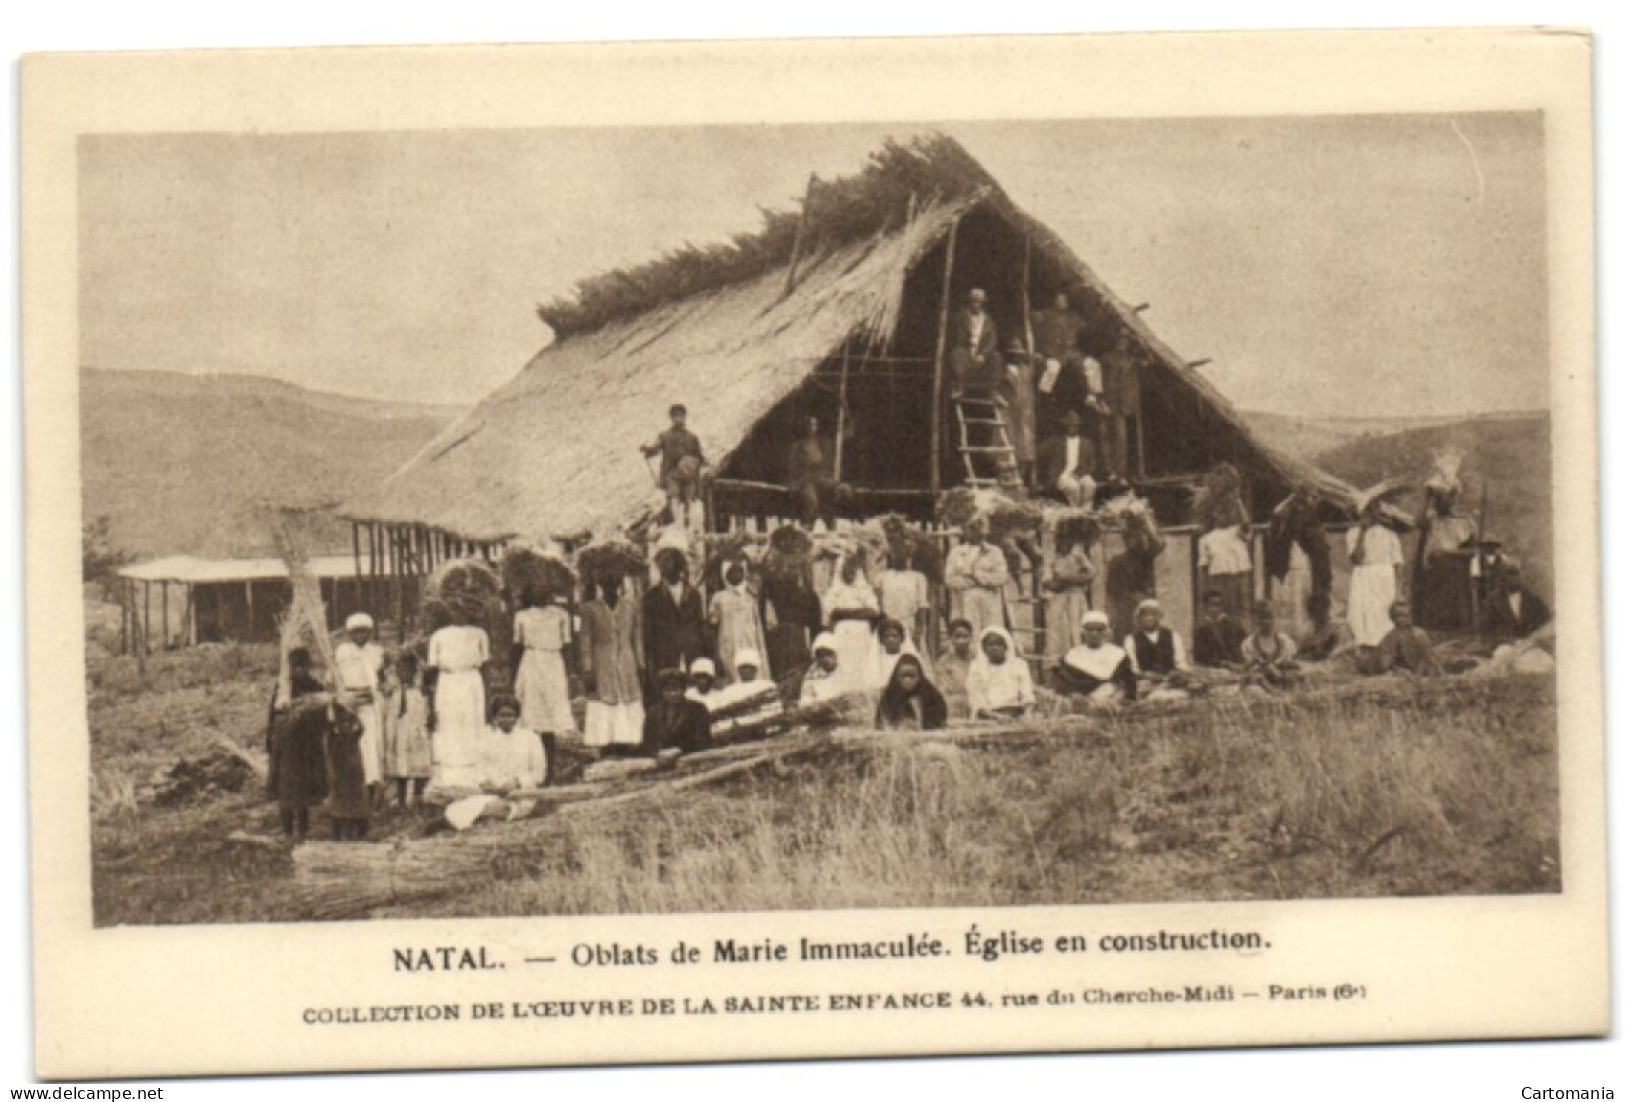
380;652;433;808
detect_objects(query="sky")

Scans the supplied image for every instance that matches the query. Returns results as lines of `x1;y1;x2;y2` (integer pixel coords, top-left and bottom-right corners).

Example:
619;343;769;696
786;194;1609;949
78;114;1548;418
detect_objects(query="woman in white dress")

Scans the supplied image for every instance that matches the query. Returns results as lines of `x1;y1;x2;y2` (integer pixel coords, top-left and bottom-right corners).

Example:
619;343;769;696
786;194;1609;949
822;552;883;693
511;586;576;739
428;616;490;789
333;612;385;801
708;559;770;685
1347;503;1407;650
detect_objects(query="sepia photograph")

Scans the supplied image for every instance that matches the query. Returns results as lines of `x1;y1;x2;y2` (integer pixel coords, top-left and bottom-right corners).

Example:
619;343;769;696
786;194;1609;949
80;115;1560;924
20;26;1605;1081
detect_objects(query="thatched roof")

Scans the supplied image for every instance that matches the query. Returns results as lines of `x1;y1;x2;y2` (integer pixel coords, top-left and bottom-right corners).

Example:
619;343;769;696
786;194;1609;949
347;135;1349;542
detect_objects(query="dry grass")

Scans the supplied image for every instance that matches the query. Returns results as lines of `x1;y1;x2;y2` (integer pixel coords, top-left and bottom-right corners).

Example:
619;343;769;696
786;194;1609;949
88;646;1558;926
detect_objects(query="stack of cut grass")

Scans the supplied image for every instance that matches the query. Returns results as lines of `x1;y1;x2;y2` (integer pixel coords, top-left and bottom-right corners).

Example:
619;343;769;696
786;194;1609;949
500;542;576;603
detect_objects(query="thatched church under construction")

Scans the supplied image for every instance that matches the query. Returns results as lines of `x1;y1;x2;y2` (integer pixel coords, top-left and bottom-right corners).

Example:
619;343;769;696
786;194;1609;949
344;135;1348;633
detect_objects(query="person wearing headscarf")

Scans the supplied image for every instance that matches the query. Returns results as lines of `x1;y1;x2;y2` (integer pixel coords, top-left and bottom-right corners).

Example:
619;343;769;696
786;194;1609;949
642;670;712;754
965;626;1036;720
875;654;949;732
578;566;646;750
944;518;1009;641
1054;610;1137;705
822;551;883;693
683;658;722;706
1122;598;1190;700
428;607;490;788
709;558;770;685
512;584;577;740
333;612;386;803
799;633;846;707
1347;499;1407;651
705;647;785;736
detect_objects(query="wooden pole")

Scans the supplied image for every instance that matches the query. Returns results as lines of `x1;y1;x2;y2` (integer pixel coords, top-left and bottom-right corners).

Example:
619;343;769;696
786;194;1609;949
187;586;197;647
833;340;851;482
929;219;960;497
245;580;255;639
1022;231;1034;354
161;581;169;650
119;580;129;655
351;524;363;618
142;582;152;656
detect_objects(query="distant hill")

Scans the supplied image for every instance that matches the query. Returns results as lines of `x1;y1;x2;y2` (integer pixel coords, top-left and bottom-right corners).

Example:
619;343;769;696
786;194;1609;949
1311;411;1555;601
80;369;461;559
1241;408;1529;464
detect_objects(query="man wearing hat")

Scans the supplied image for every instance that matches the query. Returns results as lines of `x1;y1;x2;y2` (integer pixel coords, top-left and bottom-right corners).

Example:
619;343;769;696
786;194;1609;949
947;288;1004;400
333;611;386;804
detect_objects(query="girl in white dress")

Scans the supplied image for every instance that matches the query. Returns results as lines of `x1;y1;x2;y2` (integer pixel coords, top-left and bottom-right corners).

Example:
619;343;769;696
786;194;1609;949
512;586;576;739
428;618;489;789
1347;504;1407;649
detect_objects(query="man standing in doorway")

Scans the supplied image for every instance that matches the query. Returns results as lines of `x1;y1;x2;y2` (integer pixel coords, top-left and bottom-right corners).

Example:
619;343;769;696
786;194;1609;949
947;288;1003;400
1032;288;1088;437
1095;324;1142;478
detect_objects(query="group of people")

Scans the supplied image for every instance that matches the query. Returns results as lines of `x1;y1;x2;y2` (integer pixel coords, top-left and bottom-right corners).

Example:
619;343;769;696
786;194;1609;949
264;613;550;843
949;286;1144;505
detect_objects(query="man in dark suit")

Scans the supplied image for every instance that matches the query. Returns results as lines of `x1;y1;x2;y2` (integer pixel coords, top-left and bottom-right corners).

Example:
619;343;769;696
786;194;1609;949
1031;289;1089;437
1036;409;1097;506
947;287;1003;399
642;547;709;700
1480;561;1552;642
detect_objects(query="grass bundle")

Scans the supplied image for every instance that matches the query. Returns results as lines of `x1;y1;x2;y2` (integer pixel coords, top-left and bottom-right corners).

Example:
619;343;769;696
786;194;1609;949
500;542;576;603
865;514;944;581
935;487;1045;542
425;558;505;625
576;538;646;583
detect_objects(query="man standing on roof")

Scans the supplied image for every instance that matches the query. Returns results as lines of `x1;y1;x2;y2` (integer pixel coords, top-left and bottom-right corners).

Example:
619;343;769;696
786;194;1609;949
947;288;1003;401
640;403;707;526
1032;288;1088;437
1094;323;1142;478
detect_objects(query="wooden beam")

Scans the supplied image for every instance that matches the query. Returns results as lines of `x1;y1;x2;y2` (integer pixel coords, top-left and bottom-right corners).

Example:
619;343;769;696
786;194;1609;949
833;340;851;482
782;172;817;296
929;219;960;498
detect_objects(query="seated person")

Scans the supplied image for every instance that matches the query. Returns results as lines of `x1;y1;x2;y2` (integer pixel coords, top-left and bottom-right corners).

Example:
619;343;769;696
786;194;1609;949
1239;600;1302;692
643;669;712;754
684;658;723;707
875;654;949;732
1479;560;1552;643
478;694;551;793
1192;589;1247;669
1053;610;1137;706
933;618;976;720
799;633;846;706
1122;598;1192;699
875;617;922;685
706;648;785;735
1036;409;1098;507
966;627;1036;721
1371;600;1443;676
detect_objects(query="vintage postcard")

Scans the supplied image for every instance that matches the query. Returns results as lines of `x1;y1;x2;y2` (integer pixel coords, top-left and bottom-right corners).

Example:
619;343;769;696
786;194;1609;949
22;28;1602;1080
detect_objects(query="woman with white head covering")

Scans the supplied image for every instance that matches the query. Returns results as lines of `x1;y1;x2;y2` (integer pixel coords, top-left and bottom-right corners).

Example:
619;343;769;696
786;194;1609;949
1347;493;1408;650
799;633;846;706
965;626;1036;721
707;647;784;734
333;612;386;800
821;550;884;693
709;557;770;685
1055;610;1137;705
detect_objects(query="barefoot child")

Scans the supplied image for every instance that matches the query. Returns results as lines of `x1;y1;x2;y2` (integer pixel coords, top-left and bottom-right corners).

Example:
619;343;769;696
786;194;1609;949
381;652;432;808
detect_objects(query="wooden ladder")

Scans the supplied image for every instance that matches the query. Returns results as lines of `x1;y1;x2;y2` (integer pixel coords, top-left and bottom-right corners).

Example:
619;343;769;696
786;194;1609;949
953;396;1018;488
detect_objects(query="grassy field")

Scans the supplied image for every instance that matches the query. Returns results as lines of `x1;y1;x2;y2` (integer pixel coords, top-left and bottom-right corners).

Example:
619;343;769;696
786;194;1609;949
88;639;1559;926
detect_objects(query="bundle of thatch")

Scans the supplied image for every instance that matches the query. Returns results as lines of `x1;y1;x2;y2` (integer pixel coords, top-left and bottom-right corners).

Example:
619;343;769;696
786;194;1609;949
935;487;1045;543
423;558;505;626
500;542;576;603
759;524;816;591
867;514;945;582
576;537;646;589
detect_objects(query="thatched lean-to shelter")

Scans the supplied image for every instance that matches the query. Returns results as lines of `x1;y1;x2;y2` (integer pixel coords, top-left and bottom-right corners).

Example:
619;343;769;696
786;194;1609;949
344;135;1351;597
